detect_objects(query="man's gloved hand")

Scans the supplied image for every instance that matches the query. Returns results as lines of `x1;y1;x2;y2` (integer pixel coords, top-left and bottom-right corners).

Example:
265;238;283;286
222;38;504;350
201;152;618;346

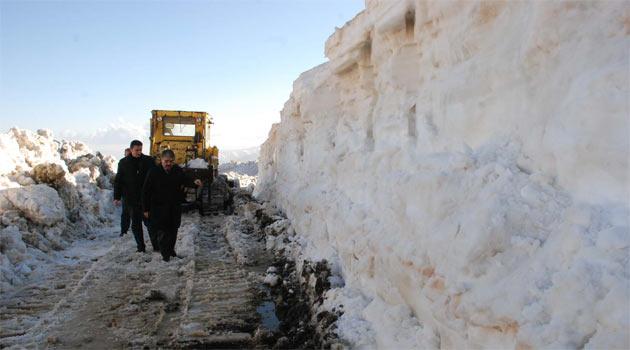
194;179;202;187
143;211;149;219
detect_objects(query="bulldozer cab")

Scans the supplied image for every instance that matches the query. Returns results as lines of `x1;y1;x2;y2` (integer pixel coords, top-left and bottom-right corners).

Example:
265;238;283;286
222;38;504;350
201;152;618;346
149;110;227;215
149;110;219;172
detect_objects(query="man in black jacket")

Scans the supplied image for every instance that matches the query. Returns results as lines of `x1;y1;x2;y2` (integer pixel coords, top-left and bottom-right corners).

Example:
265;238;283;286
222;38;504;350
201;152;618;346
142;149;201;261
114;140;157;252
119;147;131;237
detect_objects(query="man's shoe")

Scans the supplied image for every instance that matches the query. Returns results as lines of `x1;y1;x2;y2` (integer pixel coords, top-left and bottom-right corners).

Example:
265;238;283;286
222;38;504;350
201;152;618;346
162;256;170;262
120;232;127;237
137;248;146;253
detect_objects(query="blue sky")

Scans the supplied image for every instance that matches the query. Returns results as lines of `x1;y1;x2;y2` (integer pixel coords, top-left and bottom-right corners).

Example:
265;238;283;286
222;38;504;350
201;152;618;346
0;0;363;156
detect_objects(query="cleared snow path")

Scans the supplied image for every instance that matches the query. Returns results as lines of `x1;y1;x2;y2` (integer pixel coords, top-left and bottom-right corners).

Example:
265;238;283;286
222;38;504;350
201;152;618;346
0;226;117;344
176;217;259;347
1;213;274;349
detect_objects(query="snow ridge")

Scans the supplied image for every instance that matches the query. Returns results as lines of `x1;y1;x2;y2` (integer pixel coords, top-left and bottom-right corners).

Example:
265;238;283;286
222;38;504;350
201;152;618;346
256;1;630;349
0;128;117;292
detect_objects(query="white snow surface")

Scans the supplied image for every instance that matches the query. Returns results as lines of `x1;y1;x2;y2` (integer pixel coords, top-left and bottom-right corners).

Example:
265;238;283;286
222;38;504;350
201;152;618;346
0;127;117;292
186;158;209;169
256;1;630;349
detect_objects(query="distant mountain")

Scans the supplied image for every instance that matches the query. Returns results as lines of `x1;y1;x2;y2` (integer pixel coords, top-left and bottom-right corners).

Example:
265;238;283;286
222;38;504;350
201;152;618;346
58;120;149;159
220;146;259;164
219;161;258;176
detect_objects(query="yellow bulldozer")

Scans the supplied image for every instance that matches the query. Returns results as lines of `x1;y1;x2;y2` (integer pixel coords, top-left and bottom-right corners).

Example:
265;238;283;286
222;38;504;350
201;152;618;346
149;110;233;215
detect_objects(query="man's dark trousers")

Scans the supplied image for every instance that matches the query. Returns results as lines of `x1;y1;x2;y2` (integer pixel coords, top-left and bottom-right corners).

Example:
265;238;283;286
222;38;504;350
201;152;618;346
126;202;158;251
151;204;181;259
146;218;158;251
121;200;130;234
157;228;178;259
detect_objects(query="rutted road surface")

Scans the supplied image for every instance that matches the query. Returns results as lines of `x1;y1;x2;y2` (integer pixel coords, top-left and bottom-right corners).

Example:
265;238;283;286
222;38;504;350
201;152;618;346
1;213;277;349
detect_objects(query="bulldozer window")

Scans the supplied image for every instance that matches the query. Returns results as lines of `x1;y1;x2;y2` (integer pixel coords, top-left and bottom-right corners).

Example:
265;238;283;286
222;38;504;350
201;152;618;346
163;117;195;137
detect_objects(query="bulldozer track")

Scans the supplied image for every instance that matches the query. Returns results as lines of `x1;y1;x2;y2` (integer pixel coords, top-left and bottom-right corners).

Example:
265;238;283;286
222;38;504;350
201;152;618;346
0;229;118;346
175;217;259;348
0;214;265;349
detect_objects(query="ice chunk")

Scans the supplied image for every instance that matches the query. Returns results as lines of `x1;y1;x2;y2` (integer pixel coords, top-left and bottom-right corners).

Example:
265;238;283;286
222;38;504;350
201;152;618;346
2;184;65;226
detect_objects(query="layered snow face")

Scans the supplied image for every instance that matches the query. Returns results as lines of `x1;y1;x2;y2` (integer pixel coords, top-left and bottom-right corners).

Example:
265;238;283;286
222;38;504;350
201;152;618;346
0;128;117;291
256;1;629;349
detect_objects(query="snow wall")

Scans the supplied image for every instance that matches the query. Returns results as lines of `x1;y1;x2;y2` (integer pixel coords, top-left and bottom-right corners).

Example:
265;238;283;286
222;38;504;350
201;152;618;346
0;128;116;291
256;1;629;349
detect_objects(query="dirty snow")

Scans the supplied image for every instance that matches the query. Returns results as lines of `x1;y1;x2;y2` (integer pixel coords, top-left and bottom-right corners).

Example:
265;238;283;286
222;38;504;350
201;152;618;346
1;217;200;348
256;1;630;349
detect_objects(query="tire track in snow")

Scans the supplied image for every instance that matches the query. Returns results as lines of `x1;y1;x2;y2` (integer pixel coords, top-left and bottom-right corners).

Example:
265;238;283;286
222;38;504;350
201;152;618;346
176;215;260;348
2;213;273;349
0;227;119;346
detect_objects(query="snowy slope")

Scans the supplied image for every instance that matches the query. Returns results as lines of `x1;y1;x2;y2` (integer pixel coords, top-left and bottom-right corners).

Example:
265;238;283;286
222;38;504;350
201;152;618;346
0;128;117;292
256;1;629;349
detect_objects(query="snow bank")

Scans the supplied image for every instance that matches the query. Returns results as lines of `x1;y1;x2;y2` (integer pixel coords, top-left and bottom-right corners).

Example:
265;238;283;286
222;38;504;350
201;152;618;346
256;1;629;349
222;215;260;266
0;128;116;291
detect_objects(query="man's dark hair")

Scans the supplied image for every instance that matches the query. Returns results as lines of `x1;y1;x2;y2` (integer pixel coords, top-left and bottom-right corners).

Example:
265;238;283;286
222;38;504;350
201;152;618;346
130;140;143;148
161;149;175;159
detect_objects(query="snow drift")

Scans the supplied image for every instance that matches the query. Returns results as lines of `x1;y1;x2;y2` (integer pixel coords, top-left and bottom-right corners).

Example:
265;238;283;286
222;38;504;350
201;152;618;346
0;128;117;291
256;1;629;349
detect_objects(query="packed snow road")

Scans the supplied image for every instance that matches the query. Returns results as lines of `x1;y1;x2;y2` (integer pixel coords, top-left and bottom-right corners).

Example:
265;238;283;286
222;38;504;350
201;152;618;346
1;213;276;349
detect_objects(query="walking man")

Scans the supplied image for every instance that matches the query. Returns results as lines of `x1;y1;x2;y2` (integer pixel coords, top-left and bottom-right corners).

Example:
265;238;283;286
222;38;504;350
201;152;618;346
114;140;157;252
118;148;131;237
142;149;201;261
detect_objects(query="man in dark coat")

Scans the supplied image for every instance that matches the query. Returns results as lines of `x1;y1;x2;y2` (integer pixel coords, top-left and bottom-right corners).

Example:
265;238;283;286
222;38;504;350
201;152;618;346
119;147;131;237
142;149;201;261
114;140;157;252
